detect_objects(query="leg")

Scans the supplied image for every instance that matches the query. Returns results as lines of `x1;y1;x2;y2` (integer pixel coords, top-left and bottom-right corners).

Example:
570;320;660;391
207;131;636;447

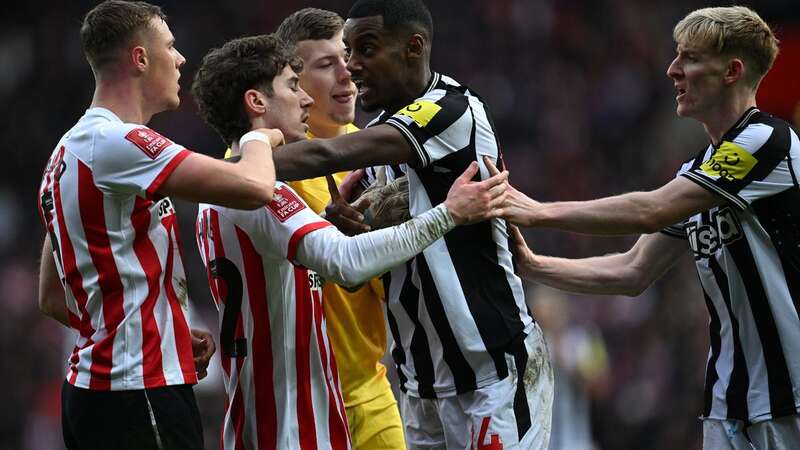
746;414;800;450
145;384;204;450
400;393;447;449
702;419;753;450
347;388;407;449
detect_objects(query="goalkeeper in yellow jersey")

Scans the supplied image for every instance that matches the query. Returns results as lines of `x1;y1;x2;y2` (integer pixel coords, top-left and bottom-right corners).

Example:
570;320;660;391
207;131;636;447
275;8;406;449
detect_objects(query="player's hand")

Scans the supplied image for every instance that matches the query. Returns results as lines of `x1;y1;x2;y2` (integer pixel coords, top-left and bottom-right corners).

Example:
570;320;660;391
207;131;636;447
252;127;285;147
508;224;537;280
444;161;508;225
483;156;541;226
190;328;216;380
324;175;371;235
338;169;366;202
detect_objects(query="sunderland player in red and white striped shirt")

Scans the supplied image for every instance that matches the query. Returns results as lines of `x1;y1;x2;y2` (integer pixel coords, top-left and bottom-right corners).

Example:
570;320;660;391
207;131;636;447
190;34;509;450
36;2;283;449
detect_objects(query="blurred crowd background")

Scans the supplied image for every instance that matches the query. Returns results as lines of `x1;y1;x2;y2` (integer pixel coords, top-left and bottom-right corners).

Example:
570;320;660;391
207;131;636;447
2;0;799;449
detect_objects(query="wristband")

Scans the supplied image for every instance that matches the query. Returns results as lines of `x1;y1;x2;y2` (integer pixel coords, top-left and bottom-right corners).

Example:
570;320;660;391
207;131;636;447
239;131;270;148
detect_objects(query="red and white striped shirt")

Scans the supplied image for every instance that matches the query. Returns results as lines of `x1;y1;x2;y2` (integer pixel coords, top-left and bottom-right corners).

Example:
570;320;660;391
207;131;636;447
38;107;197;391
196;182;351;450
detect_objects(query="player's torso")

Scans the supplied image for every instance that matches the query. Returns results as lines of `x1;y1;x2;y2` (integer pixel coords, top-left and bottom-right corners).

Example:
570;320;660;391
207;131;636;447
38;113;194;390
368;74;534;396
196;203;350;449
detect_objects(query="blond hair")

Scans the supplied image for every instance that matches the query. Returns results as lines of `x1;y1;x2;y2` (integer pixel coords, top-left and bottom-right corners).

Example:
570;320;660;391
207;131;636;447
673;6;779;87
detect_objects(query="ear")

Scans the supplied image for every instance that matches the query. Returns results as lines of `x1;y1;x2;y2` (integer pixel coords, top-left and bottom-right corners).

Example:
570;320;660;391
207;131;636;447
724;58;745;85
406;34;425;61
131;46;148;73
243;88;268;118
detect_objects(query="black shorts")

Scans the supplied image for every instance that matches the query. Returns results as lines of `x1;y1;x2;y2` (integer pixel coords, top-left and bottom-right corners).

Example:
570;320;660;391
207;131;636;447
61;380;204;450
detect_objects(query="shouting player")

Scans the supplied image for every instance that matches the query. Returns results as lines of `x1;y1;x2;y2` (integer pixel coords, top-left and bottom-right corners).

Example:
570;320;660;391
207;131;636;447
491;6;800;450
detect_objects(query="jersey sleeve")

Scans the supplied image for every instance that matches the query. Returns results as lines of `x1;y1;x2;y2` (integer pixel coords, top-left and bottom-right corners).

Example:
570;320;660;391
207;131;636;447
383;91;477;168
681;122;796;210
241;183;333;262
91;123;190;199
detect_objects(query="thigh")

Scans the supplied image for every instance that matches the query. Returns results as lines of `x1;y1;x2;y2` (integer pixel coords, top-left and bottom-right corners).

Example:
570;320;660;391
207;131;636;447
401;393;447;450
61;381;160;450
145;384;204;450
748;414;800;450
347;388;407;450
702;419;753;450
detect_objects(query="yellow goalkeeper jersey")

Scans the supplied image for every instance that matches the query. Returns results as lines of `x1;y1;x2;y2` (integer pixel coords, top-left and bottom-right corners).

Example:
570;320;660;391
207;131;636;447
287;124;392;407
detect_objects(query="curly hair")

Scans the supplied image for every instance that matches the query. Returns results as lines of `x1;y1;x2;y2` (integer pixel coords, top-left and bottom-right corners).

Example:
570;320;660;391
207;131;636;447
191;34;303;146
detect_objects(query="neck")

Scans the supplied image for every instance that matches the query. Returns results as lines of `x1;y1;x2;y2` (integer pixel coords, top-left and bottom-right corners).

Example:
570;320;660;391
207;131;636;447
90;74;154;124
386;65;432;113
308;118;349;138
702;89;757;145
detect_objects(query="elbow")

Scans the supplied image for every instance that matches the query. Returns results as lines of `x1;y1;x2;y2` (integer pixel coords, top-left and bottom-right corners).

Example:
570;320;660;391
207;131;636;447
618;269;651;297
236;181;275;210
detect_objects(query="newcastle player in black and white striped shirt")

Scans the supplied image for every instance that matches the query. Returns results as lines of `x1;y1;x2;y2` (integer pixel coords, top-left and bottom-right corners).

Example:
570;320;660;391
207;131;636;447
494;6;800;449
271;1;553;448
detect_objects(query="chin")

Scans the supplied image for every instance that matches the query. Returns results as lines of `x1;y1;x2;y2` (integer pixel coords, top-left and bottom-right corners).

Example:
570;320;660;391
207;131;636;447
358;97;380;113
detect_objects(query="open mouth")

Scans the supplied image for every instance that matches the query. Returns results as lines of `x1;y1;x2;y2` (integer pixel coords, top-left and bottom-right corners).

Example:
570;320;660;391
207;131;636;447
676;87;687;101
353;79;369;96
332;91;355;104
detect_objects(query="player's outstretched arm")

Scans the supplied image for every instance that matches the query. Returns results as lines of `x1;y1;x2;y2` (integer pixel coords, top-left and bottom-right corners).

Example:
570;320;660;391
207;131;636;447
160;129;283;209
38;238;69;327
484;156;722;235
272;124;416;181
511;226;688;296
295;162;508;287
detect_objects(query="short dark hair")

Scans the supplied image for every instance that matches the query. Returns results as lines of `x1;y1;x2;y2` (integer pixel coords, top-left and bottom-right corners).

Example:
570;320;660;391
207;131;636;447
276;8;344;48
80;0;166;72
191;34;303;146
347;0;433;40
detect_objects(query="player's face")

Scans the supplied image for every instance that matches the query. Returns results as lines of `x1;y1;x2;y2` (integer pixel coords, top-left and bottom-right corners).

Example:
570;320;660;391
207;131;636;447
263;65;314;143
344;16;409;112
667;42;728;120
142;18;185;111
295;30;356;131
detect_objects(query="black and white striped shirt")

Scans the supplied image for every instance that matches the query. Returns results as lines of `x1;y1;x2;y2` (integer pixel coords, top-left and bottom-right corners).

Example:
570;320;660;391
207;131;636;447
662;108;800;423
365;72;535;398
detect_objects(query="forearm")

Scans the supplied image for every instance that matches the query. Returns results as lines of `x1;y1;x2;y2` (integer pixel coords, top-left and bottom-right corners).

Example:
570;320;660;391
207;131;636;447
530;192;664;235
296;204;455;286
38;239;70;327
522;252;647;296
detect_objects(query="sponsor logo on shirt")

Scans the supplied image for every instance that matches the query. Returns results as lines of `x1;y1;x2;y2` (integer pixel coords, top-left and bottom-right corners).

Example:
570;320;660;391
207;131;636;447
701;141;757;182
686;206;743;259
267;185;305;222
125;128;173;159
155;197;175;219
308;271;323;291
396;100;442;127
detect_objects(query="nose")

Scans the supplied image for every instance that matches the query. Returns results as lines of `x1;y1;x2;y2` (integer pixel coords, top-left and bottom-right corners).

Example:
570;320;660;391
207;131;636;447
346;54;361;75
299;87;314;108
175;49;186;68
335;59;352;85
666;56;681;80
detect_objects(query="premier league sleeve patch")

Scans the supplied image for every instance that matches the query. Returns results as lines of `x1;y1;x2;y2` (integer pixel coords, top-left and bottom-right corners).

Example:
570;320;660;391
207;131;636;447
266;185;306;222
701;141;758;182
396;100;442;127
125;128;174;159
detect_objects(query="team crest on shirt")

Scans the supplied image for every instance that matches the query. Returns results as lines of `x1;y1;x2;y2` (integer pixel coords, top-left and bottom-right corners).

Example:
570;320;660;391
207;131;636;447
266;185;305;222
397;100;442;127
125;128;173;159
701;141;757;182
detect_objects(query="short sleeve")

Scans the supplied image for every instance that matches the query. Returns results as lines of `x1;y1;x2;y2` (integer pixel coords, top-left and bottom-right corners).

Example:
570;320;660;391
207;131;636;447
92;123;190;199
681;122;794;210
231;183;332;263
660;222;687;239
383;92;475;168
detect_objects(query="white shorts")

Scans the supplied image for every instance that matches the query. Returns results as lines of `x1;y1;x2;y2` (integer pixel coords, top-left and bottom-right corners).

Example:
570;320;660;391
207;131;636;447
400;324;554;449
702;414;800;450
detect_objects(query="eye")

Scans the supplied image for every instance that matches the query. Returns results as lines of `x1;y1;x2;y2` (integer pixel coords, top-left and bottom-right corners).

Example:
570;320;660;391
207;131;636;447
344;47;352;61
